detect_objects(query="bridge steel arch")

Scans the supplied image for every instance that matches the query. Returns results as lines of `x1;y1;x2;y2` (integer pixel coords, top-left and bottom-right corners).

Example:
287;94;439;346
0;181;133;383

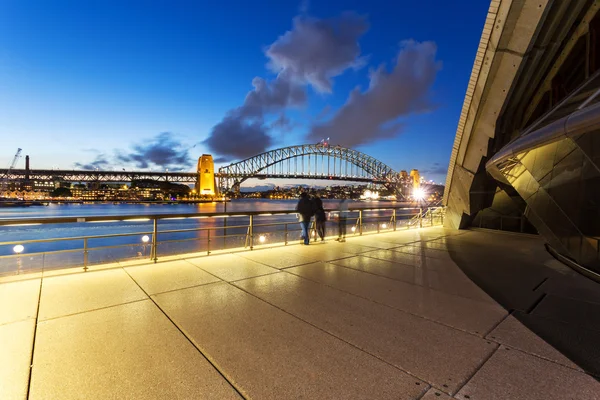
217;144;401;193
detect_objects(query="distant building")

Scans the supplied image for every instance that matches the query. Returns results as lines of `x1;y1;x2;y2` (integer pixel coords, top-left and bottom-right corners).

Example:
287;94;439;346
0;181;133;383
409;169;420;189
196;154;216;196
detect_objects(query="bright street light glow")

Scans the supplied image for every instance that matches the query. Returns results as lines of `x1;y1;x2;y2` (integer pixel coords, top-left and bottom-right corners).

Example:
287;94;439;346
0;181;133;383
413;188;426;201
13;245;24;254
382;223;387;229
259;235;266;243
141;235;150;243
351;226;356;232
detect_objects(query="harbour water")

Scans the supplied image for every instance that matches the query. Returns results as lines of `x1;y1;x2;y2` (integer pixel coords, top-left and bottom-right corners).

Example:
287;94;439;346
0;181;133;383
0;199;417;274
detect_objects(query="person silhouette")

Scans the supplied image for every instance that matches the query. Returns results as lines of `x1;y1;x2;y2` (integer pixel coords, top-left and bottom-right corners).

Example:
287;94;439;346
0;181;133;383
295;192;314;245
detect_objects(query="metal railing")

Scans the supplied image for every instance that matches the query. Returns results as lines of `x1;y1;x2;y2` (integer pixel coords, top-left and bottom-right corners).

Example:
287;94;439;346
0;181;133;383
0;206;445;276
407;207;446;228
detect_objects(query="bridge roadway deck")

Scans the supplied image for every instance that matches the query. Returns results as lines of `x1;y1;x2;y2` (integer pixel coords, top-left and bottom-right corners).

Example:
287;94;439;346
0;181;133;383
1;227;599;399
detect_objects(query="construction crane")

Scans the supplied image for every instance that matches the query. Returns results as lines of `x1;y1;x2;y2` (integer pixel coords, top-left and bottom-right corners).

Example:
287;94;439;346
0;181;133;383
1;148;22;196
8;148;22;173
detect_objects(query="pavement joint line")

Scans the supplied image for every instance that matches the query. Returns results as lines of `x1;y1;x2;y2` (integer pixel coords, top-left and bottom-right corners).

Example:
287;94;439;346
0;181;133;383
227;279;434;395
532;277;548;291
325;257;498;309
145;280;224;296
482;310;512;338
325;257;494;305
282;268;497;340
485;337;592;375
525;292;547;314
0;275;42;285
121;268;248;400
452;344;501;397
0;316;37;327
25;275;43;400
228;271;283;284
37;298;149;323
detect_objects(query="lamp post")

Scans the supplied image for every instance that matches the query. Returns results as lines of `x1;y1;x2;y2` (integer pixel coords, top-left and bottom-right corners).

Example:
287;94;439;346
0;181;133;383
141;235;150;257
13;244;24;273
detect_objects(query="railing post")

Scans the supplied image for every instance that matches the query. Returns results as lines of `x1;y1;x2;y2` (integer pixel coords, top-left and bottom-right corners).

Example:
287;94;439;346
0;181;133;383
207;229;211;255
393;209;397;231
430;208;433;226
249;215;254;250
83;237;88;271
359;210;363;235
284;223;288;245
151;218;158;263
419;208;423;228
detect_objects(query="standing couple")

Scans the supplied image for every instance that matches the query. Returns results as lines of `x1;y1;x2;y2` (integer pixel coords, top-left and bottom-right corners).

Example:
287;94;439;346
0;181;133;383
295;192;327;245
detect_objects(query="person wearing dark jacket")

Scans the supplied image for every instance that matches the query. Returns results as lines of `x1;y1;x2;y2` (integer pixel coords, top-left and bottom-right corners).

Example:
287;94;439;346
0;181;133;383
312;195;326;241
295;192;314;245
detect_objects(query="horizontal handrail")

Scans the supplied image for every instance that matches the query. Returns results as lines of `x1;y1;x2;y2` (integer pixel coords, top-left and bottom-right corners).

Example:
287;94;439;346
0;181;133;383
0;205;422;226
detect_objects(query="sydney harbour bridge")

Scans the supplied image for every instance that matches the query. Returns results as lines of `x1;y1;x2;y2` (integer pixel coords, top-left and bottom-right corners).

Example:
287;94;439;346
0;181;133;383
2;143;410;194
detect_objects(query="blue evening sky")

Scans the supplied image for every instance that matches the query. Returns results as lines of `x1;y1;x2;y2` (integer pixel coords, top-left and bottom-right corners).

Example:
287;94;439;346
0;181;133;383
0;0;489;184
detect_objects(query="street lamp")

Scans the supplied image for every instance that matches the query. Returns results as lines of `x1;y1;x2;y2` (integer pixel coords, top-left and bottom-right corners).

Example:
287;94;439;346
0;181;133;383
141;235;150;257
413;188;426;201
13;245;24;273
259;235;266;243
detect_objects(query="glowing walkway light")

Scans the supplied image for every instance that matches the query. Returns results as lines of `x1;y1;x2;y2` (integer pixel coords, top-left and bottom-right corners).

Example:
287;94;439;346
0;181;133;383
259;235;266;243
13;245;24;254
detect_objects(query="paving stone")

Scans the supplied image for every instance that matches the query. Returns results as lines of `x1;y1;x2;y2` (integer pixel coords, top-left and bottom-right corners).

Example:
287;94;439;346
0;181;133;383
0;319;35;400
486;315;581;370
531;294;600;332
186;254;279;281
288;262;507;334
125;259;221;294
455;346;600;400
235;272;497;394
330;256;495;303
514;311;600;376
420;387;453;399
38;268;147;320
29;300;240;400
237;248;316;269
154;282;428;400
0;278;40;325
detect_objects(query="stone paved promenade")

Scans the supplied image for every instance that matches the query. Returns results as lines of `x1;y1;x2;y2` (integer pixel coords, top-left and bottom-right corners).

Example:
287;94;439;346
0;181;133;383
1;227;599;399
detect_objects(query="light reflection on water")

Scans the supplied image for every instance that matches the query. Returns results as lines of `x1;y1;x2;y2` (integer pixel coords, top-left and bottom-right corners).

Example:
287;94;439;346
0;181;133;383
0;199;414;272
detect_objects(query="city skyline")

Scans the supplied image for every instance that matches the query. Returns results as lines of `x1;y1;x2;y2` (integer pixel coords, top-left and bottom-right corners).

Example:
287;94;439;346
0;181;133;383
0;1;489;183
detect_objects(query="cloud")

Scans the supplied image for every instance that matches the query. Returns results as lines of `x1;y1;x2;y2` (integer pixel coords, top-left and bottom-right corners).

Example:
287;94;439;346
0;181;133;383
270;112;300;133
74;154;110;170
266;12;369;93
203;12;369;161
203;116;272;162
315;105;332;121
241;75;307;117
308;40;441;147
116;132;193;170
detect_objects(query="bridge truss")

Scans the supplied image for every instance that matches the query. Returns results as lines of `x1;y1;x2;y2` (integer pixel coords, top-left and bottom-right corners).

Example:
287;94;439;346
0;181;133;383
1;169;197;183
218;144;402;193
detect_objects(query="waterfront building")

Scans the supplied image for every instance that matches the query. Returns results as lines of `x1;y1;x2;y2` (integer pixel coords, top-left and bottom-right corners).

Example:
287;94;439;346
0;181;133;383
444;0;600;277
196;154;216;196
